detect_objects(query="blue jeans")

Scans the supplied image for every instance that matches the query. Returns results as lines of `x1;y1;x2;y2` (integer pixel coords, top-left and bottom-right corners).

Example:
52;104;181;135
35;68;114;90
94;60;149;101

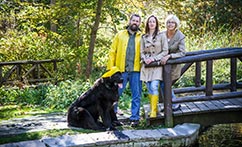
146;80;160;95
160;81;176;99
160;82;180;110
115;72;142;121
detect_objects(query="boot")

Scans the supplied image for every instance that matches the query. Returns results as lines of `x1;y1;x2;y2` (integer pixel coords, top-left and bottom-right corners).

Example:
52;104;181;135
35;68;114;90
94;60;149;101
150;95;158;118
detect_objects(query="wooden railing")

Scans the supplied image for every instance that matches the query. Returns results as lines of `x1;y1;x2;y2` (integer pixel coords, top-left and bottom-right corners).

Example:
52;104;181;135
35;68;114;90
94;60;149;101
146;47;242;127
0;59;63;87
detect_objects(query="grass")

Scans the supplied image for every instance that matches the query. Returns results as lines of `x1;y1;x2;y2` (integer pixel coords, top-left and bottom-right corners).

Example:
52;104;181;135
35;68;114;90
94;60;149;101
0;105;63;121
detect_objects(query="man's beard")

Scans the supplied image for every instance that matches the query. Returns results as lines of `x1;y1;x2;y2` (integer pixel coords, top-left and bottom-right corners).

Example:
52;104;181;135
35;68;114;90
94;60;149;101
129;24;139;32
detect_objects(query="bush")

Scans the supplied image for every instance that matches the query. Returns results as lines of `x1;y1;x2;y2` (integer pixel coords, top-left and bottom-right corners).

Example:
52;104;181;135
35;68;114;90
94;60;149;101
42;79;92;109
0;85;47;105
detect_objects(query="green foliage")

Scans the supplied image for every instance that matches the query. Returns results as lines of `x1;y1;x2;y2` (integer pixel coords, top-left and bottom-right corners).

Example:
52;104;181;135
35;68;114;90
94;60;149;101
0;79;92;110
43;79;92;109
1;0;241;79
154;0;242;35
198;123;242;147
0;29;68;60
0;105;26;121
175;72;195;88
0;85;47;105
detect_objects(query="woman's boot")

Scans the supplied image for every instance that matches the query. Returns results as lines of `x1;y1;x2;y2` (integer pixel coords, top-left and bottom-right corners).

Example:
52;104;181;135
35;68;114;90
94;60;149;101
150;95;158;118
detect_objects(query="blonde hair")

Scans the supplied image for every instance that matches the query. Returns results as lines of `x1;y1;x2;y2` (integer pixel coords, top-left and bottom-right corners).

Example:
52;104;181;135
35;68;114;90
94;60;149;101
165;14;180;30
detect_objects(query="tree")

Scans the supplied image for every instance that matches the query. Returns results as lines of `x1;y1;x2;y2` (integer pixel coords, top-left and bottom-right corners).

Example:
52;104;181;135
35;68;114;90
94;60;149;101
86;0;103;78
50;0;56;32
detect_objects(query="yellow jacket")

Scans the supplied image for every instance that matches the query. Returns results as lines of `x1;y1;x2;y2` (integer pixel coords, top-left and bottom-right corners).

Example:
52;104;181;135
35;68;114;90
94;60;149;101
107;30;142;72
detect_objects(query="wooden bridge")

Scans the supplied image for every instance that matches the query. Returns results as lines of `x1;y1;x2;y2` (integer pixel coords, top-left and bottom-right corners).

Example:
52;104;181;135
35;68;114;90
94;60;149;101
0;59;63;87
144;47;242;127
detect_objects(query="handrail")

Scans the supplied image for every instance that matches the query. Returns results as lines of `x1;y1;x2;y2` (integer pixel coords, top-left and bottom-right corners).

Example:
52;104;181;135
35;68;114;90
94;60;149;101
145;47;242;67
0;59;64;66
145;47;242;127
185;47;242;56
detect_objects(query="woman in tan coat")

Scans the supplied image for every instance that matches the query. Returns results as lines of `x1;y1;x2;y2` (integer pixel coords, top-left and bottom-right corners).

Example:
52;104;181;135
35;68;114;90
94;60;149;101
140;15;168;118
160;14;186;111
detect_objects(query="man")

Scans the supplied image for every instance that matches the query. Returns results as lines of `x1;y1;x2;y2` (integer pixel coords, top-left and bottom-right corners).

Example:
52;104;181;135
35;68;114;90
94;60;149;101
107;14;142;127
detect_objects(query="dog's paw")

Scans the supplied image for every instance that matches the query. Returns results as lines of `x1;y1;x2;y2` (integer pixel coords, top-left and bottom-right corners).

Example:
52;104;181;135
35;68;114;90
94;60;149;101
106;126;117;131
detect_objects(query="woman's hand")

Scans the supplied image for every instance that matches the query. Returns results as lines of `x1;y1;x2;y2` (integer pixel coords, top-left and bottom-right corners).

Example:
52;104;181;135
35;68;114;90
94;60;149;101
160;55;171;65
144;58;154;64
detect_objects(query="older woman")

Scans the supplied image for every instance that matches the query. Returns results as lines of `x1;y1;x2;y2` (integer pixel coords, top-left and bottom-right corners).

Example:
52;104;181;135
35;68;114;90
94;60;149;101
160;14;186;111
140;15;168;118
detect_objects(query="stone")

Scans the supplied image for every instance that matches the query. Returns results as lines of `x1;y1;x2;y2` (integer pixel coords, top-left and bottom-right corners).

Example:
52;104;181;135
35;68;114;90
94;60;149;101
0;140;45;147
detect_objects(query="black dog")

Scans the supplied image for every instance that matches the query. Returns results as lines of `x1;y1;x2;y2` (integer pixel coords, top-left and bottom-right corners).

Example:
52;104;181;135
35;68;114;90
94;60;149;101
67;70;123;131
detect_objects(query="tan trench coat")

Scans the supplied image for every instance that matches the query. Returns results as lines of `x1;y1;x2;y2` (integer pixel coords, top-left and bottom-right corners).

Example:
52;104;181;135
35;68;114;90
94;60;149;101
140;32;168;82
162;30;186;81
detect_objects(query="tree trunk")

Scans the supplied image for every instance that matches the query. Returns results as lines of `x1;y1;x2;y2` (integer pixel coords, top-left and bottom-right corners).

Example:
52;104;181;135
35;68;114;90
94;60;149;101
76;16;81;47
85;0;103;78
50;0;57;32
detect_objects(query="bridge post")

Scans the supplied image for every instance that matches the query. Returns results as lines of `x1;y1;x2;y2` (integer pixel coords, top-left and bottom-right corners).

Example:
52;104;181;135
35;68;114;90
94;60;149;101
53;60;58;84
230;58;237;91
195;62;201;87
206;60;213;96
0;66;2;86
16;65;22;81
37;63;40;79
163;64;173;128
53;60;57;71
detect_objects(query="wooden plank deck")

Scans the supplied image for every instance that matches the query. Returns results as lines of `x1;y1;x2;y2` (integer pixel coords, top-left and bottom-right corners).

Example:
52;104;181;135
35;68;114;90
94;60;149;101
144;97;242;126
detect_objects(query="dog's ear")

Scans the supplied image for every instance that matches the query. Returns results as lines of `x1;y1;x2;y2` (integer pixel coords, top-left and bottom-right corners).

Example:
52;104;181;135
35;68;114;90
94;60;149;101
93;78;104;87
111;72;123;81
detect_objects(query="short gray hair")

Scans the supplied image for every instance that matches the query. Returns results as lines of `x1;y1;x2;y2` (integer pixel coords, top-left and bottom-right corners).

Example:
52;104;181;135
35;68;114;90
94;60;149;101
165;14;180;30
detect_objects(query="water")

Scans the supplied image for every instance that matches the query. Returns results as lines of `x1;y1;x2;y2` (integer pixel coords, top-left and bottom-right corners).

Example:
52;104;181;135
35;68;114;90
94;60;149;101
197;123;242;147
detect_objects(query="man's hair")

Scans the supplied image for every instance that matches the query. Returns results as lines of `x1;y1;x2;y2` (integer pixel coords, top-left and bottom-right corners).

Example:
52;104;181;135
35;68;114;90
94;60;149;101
125;14;141;30
129;14;141;22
